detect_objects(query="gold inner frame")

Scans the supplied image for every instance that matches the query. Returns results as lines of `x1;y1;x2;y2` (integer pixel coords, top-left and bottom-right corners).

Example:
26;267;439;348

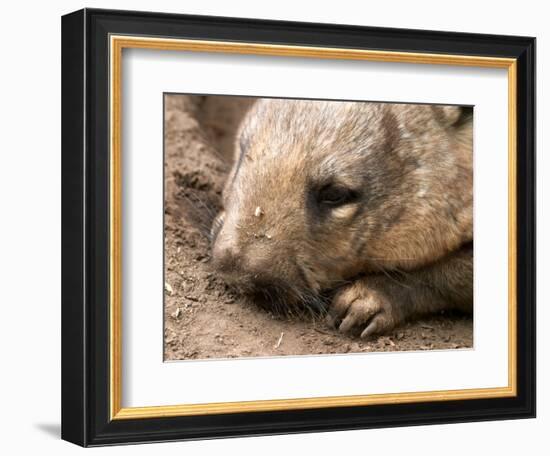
109;35;518;420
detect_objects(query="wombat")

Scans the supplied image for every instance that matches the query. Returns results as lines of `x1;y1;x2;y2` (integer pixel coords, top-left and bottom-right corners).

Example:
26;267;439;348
211;99;473;338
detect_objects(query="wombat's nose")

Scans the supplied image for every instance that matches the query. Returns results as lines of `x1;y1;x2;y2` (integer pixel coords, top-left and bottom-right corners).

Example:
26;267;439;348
212;237;241;274
212;238;275;287
212;229;279;289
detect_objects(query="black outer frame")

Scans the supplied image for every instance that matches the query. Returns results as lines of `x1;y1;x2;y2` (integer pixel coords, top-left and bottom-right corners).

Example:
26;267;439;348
61;8;536;447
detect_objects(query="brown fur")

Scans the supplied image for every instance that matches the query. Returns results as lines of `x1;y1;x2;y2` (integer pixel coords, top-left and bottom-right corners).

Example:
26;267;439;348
211;99;473;337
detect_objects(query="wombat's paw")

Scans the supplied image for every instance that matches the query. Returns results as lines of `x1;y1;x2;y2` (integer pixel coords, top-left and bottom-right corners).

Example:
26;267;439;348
326;280;400;339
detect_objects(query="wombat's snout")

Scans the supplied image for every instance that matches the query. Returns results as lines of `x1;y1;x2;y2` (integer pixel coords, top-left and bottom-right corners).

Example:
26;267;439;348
212;229;278;291
211;237;241;275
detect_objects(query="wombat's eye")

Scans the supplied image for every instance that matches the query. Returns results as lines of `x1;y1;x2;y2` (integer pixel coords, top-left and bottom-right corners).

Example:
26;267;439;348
317;184;358;207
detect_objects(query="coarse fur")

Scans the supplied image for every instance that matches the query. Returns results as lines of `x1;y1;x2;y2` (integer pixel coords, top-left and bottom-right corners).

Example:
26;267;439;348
211;99;473;338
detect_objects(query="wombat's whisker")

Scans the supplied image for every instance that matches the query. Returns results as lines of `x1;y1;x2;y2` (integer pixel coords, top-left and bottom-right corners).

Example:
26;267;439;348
319;278;354;287
182;192;219;219
176;208;218;241
370;262;413;290
179;192;221;234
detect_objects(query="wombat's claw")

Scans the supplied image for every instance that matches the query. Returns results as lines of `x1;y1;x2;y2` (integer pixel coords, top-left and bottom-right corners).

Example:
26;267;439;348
359;315;392;339
327;283;397;338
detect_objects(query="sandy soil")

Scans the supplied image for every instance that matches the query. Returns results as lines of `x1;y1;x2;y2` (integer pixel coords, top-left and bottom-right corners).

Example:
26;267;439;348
163;94;473;361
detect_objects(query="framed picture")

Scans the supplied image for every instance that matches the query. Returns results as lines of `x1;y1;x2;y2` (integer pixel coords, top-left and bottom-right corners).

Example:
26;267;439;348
61;8;536;447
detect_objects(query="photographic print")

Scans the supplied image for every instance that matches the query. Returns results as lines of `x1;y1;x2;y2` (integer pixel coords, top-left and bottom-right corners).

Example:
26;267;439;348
163;95;474;361
62;10;535;445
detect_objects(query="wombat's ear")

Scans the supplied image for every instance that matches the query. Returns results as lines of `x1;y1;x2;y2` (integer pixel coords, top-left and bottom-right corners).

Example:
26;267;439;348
431;105;473;128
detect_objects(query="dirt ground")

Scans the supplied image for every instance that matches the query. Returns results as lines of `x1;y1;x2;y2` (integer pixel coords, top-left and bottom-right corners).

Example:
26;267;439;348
163;94;473;361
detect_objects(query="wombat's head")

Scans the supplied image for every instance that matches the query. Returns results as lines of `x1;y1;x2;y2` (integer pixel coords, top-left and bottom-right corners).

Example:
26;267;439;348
211;99;472;311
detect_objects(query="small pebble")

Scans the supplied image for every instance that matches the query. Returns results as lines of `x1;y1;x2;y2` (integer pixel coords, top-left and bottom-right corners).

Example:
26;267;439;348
165;282;174;295
171;307;182;320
